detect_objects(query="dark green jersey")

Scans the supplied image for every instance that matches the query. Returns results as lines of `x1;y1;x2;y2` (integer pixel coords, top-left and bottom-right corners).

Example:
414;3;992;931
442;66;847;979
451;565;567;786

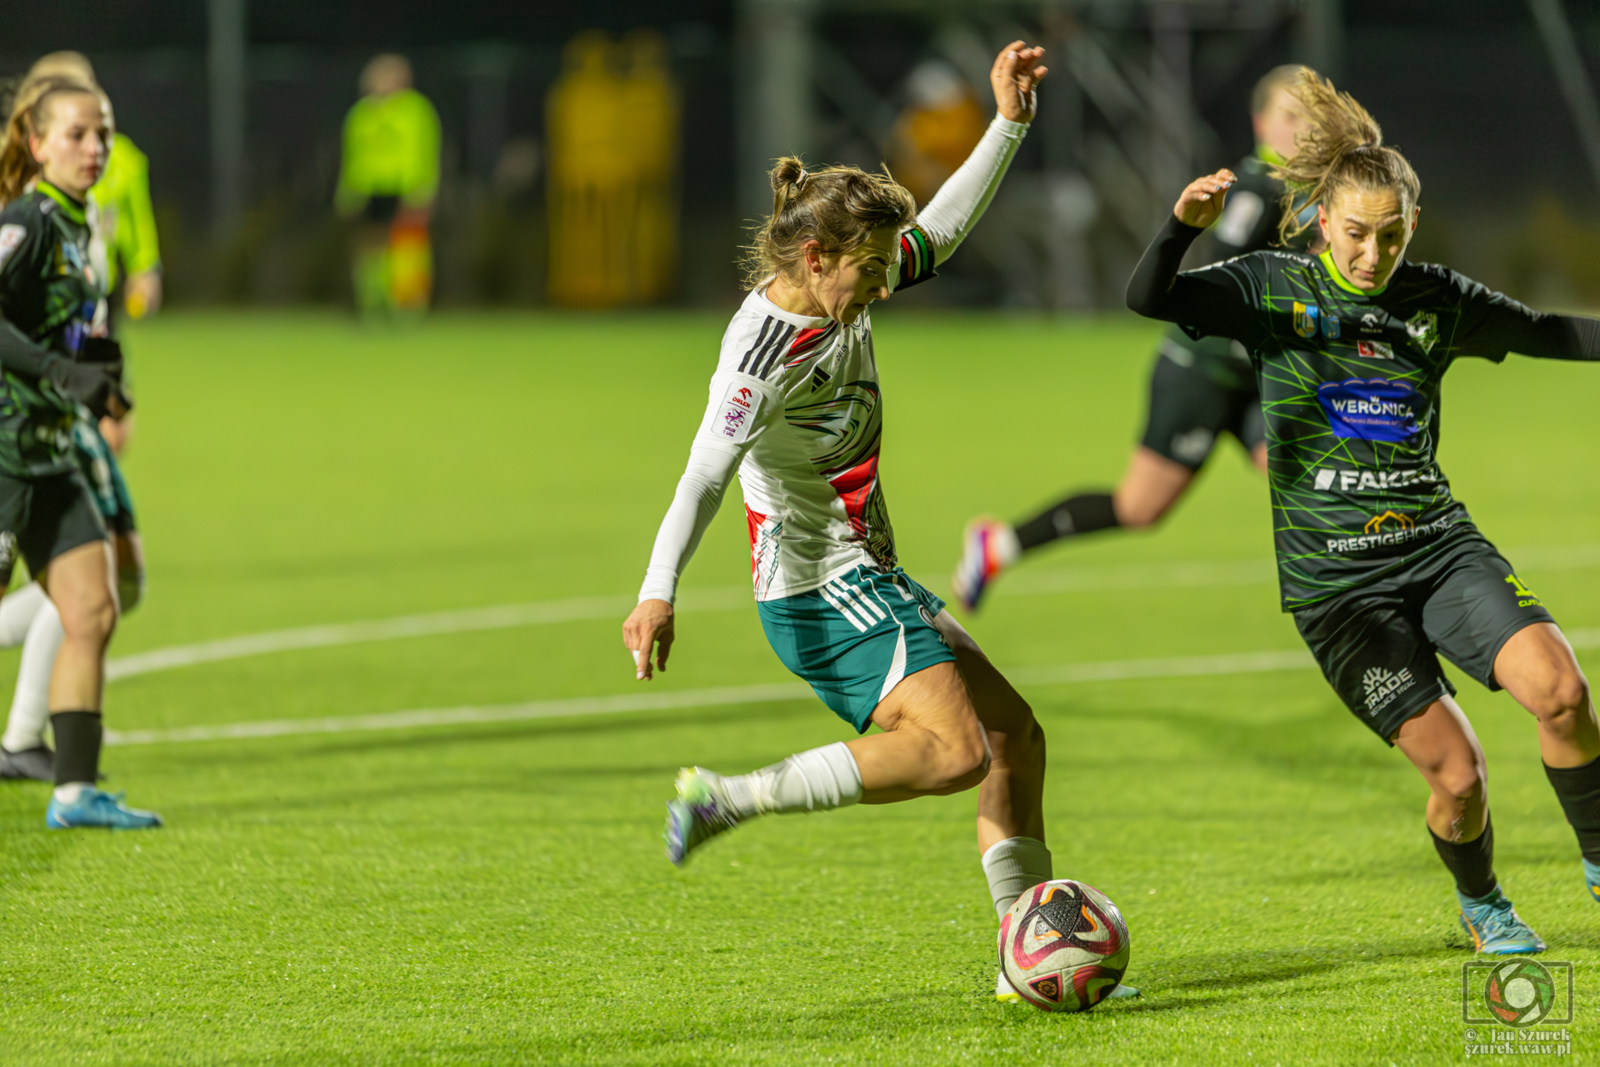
0;183;107;477
1128;217;1600;611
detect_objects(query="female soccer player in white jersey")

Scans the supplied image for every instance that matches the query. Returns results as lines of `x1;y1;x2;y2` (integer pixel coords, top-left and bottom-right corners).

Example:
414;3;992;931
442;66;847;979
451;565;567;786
624;42;1108;1001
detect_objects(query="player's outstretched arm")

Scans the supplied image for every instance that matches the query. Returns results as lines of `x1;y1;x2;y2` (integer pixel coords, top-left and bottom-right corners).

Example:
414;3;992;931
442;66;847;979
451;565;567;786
910;42;1046;272
1126;169;1268;345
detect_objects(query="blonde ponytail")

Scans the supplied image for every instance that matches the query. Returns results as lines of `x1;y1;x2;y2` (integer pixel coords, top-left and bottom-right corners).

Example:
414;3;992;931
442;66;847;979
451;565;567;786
1274;70;1420;244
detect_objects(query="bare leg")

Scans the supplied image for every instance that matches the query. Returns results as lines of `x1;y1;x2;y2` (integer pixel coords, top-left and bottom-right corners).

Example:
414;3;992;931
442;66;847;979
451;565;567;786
39;540;117;713
849;661;990;802
1250;440;1268;474
1392;697;1488;842
1493;623;1600;768
1112;446;1196;529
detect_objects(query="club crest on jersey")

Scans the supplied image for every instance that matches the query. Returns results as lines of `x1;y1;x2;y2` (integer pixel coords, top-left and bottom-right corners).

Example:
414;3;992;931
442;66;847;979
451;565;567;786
1356;340;1394;359
1316;378;1422;442
1293;301;1320;339
1321;315;1341;340
1405;311;1439;354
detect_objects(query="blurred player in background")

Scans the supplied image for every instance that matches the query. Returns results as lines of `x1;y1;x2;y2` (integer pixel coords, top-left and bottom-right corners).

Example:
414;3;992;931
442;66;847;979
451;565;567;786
953;65;1313;611
888;58;989;206
1130;71;1600;954
0;55;148;784
0;75;158;827
625;42;1130;1003
335;54;440;318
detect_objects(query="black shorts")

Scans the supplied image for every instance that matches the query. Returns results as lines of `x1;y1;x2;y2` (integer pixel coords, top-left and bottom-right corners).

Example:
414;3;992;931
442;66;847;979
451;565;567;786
1138;339;1263;471
1292;530;1555;745
0;470;109;581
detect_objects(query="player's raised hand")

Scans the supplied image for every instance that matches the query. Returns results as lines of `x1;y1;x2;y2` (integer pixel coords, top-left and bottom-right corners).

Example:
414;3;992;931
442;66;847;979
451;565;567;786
1174;170;1237;229
991;41;1048;124
623;598;675;681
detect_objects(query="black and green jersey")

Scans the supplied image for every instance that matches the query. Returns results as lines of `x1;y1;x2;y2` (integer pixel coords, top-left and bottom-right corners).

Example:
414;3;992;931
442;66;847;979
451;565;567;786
0;183;106;477
1128;217;1600;611
1161;149;1310;388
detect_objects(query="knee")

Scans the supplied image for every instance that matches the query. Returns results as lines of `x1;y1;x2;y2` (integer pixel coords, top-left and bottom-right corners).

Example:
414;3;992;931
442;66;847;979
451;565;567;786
1113;501;1163;530
1436;761;1487;807
59;588;117;644
1524;666;1591;727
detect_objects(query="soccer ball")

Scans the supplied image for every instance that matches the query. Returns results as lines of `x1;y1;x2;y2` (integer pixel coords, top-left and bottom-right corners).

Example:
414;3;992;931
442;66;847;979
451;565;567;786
998;879;1130;1012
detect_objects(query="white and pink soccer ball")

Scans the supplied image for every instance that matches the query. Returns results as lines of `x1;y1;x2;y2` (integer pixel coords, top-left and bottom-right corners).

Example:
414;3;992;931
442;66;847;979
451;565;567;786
997;879;1130;1012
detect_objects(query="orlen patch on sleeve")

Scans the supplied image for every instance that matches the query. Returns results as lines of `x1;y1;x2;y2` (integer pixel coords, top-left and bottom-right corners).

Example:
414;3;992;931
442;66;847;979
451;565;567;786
0;224;26;271
713;381;763;444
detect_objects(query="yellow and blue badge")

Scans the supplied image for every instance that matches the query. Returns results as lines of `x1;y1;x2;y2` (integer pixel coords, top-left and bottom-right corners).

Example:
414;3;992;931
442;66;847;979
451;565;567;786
1293;301;1319;339
1322;314;1341;340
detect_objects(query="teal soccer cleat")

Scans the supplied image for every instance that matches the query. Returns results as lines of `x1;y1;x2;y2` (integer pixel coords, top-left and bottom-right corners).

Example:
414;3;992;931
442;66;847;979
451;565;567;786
46;788;162;830
1458;887;1545;955
1584;858;1600;905
663;767;740;867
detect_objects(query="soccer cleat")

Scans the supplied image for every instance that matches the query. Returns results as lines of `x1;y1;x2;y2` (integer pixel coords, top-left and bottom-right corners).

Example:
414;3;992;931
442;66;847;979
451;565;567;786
1458;886;1545;955
1583;858;1600;904
951;520;1019;613
996;971;1140;1003
0;744;53;782
663;767;741;867
45;788;162;830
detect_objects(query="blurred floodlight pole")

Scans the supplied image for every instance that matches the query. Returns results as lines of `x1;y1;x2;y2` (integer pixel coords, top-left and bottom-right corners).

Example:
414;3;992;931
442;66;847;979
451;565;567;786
1528;0;1600;195
208;0;247;242
1294;0;1343;82
738;0;815;223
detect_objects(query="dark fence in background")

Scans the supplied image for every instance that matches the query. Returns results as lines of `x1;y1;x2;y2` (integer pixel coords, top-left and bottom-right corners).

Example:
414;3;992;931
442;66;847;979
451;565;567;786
4;0;1600;309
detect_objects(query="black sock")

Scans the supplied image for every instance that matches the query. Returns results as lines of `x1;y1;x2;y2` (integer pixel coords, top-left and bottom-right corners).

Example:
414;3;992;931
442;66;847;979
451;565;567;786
1013;492;1120;551
51;711;102;787
1544;754;1600;864
1430;815;1497;899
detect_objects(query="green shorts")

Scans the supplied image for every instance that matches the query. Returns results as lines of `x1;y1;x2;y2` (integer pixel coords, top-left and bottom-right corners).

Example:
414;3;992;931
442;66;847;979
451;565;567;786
0;469;109;583
1140;335;1264;471
1292;529;1555;744
757;565;957;732
72;418;136;534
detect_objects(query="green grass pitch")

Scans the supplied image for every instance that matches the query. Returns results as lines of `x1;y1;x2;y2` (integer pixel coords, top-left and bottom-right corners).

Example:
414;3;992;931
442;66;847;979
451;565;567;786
2;308;1598;1065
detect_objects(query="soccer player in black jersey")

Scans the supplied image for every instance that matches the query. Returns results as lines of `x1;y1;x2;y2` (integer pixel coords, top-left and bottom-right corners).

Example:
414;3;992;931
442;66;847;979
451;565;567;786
1128;70;1600;954
0;77;158;828
953;66;1313;611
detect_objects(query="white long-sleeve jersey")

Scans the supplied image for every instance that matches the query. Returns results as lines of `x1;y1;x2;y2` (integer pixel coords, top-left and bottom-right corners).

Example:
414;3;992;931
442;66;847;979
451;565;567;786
639;114;1028;605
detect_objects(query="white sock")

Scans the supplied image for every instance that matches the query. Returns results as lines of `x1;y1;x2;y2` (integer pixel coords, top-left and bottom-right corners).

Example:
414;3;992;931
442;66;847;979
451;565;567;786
1;598;63;753
0;581;46;647
993;524;1022;567
53;781;92;804
982;836;1053;920
721;742;863;817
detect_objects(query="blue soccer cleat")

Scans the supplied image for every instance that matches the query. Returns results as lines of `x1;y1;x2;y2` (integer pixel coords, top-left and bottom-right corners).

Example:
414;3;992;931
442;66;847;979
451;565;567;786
951;520;1018;614
1458;886;1545;955
663;767;740;867
46;788;163;830
1583;858;1600;904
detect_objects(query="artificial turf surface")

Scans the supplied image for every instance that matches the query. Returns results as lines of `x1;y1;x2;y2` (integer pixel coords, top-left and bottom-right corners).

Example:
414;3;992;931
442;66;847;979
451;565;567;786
2;308;1598;1064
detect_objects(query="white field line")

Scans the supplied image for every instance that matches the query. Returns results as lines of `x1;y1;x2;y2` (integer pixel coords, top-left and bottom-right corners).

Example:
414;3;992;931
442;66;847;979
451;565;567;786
105;628;1600;748
100;545;1600;684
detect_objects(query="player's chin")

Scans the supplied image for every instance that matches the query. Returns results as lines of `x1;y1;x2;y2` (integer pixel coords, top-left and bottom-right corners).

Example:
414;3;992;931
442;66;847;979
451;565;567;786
838;303;867;325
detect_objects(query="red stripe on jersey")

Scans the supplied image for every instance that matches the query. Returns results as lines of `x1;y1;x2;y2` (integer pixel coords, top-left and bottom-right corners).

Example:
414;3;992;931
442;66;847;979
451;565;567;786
826;451;879;540
745;505;768;575
784;324;835;367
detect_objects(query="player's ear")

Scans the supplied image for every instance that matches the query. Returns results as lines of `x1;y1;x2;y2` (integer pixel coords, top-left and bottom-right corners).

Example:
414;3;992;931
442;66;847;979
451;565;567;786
1316;201;1331;243
800;239;825;275
1410;204;1420;234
